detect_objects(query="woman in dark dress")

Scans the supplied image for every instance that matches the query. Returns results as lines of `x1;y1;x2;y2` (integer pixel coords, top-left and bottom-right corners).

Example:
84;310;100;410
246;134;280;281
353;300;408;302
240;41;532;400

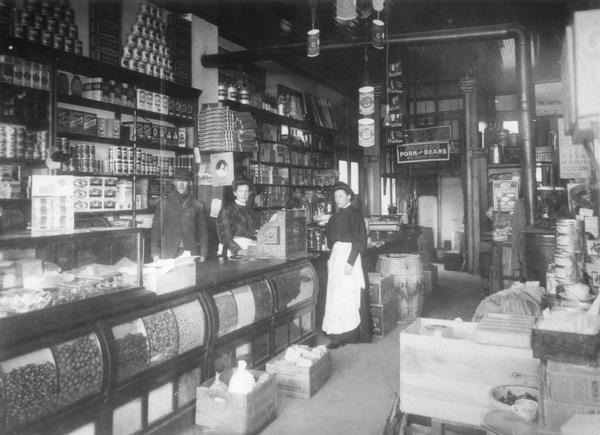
322;182;368;348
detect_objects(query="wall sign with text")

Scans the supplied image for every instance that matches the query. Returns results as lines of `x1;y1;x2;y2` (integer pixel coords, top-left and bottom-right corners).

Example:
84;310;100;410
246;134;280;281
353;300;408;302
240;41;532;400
396;141;450;163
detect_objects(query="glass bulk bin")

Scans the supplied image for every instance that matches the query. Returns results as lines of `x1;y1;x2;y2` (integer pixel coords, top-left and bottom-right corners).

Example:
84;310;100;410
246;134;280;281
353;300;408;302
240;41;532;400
52;333;103;407
213;290;238;337
249;280;273;321
172;300;206;353
270;264;318;311
231;285;256;330
301;311;314;336
274;323;288;353
142;309;179;365
289;317;302;342
111;319;150;381
1;348;58;429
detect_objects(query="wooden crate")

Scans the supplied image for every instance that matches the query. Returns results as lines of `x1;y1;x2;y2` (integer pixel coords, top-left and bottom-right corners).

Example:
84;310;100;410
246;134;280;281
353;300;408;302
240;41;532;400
399;318;539;427
532;327;600;367
544;361;600;405
367;273;394;304
265;350;331;399
370;298;397;337
195;370;277;434
474;313;535;349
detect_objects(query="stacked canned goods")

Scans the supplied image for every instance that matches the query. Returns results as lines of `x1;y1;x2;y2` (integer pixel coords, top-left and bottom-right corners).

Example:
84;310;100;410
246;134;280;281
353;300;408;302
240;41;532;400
0;124;48;160
12;0;83;55
120;2;174;81
104;146;193;176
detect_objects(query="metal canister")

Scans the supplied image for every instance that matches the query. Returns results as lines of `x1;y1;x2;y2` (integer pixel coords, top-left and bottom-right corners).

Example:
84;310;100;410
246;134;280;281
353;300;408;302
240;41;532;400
64;38;74;53
46;17;56;32
27;26;40;42
58;21;67;36
74;40;82;55
41;30;52;46
53;34;64;50
68;24;77;40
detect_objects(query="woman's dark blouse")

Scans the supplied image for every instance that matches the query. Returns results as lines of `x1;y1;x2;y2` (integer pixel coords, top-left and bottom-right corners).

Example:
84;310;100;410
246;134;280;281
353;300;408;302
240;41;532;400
216;202;260;253
325;205;367;265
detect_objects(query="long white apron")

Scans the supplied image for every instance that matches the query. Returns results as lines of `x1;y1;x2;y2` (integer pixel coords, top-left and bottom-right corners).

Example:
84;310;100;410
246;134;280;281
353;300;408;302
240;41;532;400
322;241;364;335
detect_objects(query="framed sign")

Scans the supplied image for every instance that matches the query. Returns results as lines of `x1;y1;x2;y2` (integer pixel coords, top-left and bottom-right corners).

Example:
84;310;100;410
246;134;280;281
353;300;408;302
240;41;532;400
397;125;452;164
396;141;450;164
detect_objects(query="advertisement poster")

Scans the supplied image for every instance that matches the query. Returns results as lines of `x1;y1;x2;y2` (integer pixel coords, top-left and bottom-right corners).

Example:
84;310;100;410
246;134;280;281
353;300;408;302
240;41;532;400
211;152;234;187
558;118;591;179
396;141;450;164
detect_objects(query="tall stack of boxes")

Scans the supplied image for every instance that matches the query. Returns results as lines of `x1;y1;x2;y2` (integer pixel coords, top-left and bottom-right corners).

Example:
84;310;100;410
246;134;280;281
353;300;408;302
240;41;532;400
89;0;122;65
167;14;191;86
368;273;397;337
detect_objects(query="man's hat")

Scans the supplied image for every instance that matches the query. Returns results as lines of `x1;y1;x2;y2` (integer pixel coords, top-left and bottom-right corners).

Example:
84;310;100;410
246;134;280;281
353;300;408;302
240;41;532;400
174;168;193;180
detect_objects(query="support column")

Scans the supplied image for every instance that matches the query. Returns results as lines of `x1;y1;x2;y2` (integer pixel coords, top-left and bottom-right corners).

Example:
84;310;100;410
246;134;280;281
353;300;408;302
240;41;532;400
461;77;477;273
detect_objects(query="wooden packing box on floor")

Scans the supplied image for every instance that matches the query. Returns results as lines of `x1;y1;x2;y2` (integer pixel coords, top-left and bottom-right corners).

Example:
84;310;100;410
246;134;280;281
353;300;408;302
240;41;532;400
399;318;539;427
265;350;331;399
370;297;397;336
195;370;277;434
543;360;600;406
367;272;394;304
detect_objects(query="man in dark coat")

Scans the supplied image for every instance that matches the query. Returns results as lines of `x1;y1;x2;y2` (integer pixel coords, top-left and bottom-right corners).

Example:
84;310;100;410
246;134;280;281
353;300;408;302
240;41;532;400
151;168;208;261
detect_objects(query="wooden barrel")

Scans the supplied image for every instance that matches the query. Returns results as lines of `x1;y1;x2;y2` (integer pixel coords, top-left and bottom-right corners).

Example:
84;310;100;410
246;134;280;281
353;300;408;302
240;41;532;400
376;254;425;324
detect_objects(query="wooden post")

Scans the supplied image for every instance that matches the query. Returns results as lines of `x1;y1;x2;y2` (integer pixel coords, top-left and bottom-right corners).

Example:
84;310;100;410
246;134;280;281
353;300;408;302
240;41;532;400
461;77;476;273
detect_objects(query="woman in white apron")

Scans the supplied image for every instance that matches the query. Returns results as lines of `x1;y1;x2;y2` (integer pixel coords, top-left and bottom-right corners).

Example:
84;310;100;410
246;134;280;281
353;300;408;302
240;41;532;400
322;182;368;349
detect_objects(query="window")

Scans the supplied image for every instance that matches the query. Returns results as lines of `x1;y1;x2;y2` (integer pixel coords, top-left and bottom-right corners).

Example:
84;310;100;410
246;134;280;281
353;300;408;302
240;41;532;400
337;159;359;194
502;120;519;134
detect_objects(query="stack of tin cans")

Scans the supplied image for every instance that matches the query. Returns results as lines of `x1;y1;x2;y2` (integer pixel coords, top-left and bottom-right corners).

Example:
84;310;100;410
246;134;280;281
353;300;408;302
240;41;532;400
0;124;48;160
120;2;174;81
12;0;83;54
554;218;586;285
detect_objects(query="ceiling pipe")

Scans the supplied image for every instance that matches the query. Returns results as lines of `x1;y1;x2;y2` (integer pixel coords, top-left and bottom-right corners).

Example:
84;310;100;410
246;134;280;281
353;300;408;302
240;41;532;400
202;23;537;226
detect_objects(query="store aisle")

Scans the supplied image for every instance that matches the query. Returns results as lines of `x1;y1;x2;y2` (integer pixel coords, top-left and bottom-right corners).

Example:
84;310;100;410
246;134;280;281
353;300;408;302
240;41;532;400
258;265;486;435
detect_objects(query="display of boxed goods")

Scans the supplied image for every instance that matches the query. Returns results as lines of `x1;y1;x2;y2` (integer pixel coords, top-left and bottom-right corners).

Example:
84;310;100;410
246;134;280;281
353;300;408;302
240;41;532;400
399;318;538;426
370;298;397;337
265;344;330;399
89;0;122;66
73;176;120;212
368;273;394;304
474;313;535;349
197;104;238;151
251;210;307;259
195;363;277;434
143;255;197;294
31;175;74;232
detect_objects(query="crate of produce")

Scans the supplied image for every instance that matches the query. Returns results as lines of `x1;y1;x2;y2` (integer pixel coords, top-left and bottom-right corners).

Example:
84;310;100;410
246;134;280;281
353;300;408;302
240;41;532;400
265;345;330;399
399;318;539;427
195;369;277;434
531;327;600;367
370;297;397;337
543;361;600;405
367;273;394;304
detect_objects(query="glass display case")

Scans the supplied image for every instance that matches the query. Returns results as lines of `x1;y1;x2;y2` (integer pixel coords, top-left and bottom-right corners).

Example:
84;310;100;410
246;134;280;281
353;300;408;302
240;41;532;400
270;264;318;311
1;348;58;429
252;333;270;365
0;228;144;318
111;319;150;381
147;382;174;424
142;309;179;366
52;333;104;407
249;280;273;321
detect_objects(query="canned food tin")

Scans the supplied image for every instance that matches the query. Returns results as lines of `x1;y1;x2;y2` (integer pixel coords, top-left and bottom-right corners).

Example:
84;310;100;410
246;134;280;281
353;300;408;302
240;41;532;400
34;15;46;28
58;22;67;36
27;27;40;42
64;38;74;53
75;40;82;55
13;25;24;38
131;23;142;36
53;34;64;50
53;7;63;21
46;17;56;31
21;11;31;25
68;25;77;39
41;30;52;46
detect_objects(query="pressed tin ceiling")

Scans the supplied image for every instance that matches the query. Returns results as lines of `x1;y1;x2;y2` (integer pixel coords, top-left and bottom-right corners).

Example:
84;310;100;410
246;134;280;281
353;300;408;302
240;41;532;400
164;0;578;97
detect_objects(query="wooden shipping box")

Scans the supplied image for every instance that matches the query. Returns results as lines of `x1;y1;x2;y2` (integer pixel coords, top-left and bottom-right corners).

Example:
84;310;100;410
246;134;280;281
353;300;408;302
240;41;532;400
532;327;600;367
370;298;397;337
266;350;331;399
195;370;277;435
367;273;394;304
399;318;539;427
544;361;600;406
